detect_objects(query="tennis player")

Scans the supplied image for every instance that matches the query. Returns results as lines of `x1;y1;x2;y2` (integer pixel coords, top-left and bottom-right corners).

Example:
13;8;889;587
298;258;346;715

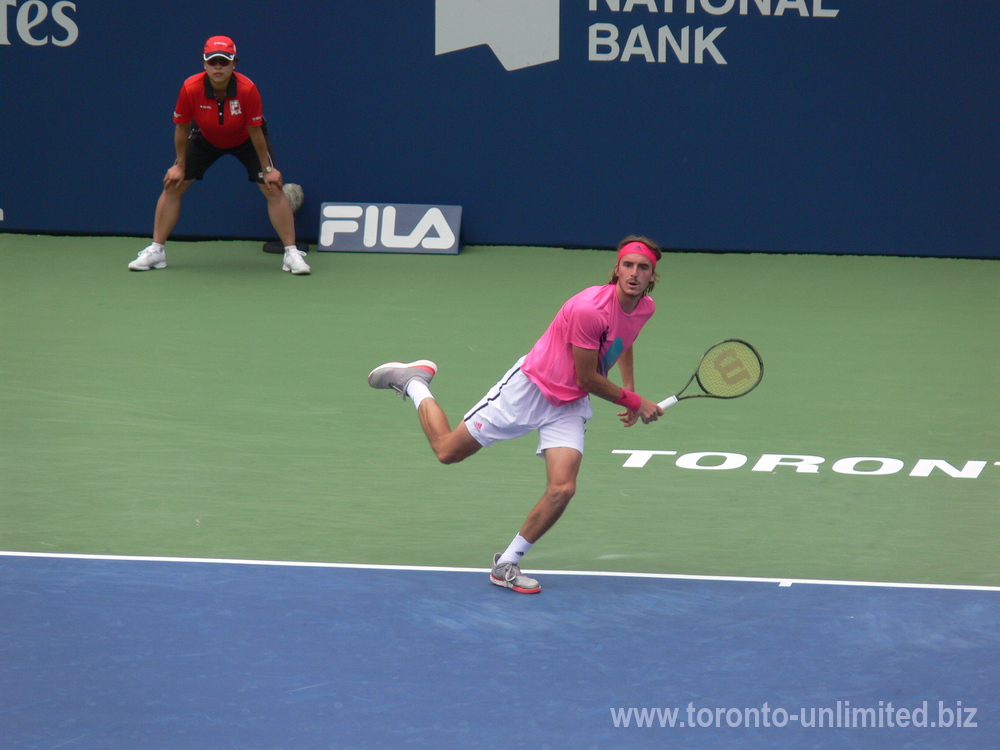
368;237;664;593
128;36;309;275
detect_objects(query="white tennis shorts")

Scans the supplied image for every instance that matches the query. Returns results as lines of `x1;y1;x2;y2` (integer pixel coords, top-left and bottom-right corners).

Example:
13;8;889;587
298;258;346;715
463;356;592;456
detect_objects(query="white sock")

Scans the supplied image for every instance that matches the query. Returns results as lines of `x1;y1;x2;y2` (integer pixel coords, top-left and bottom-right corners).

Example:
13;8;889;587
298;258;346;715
498;534;533;565
405;379;433;409
284;245;299;254
151;242;165;252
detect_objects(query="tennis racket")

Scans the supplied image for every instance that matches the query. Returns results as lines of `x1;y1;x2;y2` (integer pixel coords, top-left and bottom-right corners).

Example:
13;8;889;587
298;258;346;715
658;339;763;410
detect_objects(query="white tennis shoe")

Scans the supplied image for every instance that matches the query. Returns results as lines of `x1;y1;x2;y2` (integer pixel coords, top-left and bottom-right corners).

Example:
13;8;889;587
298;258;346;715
128;245;166;271
282;248;311;275
490;553;541;594
367;360;437;399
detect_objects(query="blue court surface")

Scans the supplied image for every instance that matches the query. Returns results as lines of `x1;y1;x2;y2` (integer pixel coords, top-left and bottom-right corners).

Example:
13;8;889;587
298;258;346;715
1;552;997;749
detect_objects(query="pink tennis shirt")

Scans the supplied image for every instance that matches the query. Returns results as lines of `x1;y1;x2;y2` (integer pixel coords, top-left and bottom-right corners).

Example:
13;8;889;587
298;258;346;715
521;284;655;406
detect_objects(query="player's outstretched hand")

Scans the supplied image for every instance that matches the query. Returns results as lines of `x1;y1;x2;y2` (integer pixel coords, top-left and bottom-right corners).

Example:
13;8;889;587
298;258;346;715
619;398;663;427
618;409;638;427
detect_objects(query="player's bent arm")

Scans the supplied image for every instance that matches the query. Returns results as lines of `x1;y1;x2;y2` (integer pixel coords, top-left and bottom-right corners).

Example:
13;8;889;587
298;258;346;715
619;350;663;423
572;346;624;402
572;346;662;424
617;346;636;392
613;346;640;426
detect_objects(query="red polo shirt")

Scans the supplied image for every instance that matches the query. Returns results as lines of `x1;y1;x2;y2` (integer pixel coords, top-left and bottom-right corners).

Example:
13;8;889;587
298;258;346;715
172;71;264;149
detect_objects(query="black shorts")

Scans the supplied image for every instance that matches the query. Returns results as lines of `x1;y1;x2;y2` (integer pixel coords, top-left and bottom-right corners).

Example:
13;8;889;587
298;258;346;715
183;123;273;183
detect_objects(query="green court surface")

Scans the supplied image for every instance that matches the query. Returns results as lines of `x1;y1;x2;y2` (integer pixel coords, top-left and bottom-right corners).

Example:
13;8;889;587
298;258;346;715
1;233;997;586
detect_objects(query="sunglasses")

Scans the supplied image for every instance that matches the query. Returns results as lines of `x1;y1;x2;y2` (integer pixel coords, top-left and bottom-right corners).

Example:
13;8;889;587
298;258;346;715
205;57;233;67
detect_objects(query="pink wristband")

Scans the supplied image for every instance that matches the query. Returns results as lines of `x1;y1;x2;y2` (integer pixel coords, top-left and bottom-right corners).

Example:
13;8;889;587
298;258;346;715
615;389;642;412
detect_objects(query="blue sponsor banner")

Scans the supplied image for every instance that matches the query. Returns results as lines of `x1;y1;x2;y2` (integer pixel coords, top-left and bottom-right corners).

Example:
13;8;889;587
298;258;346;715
1;1;997;257
318;203;462;254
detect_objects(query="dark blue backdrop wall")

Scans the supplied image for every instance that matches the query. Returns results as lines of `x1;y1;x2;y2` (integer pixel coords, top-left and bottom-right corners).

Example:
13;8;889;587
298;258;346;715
2;1;996;257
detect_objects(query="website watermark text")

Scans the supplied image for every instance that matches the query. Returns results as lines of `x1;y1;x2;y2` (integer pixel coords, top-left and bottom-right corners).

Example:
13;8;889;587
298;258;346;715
611;701;977;730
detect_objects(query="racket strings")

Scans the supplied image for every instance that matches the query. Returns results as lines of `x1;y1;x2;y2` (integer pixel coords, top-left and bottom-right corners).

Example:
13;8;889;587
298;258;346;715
695;341;762;397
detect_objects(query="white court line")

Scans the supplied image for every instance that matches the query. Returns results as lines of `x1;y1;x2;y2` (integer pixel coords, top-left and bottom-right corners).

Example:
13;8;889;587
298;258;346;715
2;550;999;592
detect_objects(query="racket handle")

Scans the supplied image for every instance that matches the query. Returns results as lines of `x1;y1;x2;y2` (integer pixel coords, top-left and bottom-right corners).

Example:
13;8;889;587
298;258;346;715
658;395;678;410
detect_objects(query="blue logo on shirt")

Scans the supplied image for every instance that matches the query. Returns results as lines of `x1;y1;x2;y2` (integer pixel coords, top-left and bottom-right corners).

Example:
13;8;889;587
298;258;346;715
600;336;623;375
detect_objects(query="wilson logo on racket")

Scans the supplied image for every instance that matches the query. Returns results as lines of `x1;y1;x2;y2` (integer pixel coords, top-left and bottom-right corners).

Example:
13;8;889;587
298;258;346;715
658;339;763;411
713;349;752;386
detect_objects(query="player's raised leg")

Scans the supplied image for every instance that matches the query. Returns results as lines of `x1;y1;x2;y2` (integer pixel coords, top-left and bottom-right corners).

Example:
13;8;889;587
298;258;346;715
417;405;482;465
369;360;483;464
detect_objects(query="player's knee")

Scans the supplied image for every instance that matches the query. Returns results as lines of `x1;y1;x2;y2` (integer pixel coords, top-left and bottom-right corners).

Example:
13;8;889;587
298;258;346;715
433;443;468;465
434;448;462;465
431;429;480;465
546;480;576;508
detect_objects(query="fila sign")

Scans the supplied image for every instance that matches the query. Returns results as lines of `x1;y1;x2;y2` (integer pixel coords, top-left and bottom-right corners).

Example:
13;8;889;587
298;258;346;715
319;202;462;254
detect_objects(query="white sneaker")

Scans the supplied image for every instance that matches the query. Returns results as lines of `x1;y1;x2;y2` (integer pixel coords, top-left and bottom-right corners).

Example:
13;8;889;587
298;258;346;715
128;245;166;271
367;360;438;399
282;248;311;275
490;553;541;594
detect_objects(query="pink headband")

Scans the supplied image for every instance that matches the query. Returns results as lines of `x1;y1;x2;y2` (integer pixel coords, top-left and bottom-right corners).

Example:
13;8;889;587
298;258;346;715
617;241;658;269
